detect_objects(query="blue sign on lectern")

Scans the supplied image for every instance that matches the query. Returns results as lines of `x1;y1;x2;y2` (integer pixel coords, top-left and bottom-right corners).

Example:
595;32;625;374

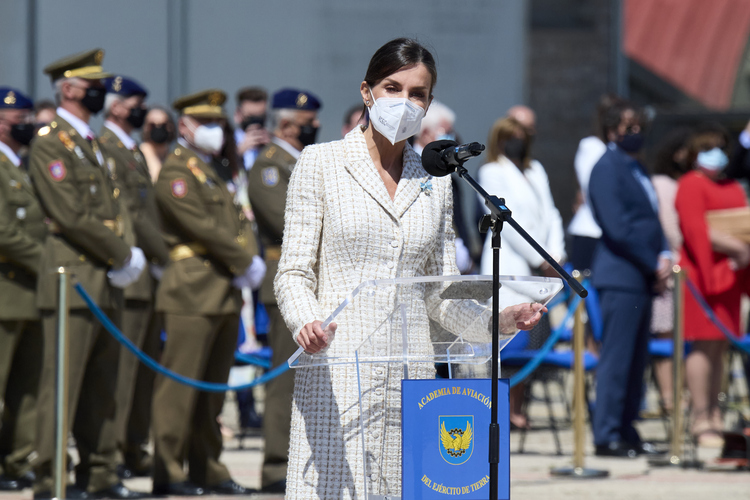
402;378;509;500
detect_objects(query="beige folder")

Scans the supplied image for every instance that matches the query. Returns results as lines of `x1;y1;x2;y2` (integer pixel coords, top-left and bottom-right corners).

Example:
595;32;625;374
706;207;750;243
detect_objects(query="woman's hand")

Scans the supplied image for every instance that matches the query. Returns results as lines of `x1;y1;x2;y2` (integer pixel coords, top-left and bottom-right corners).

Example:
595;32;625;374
499;303;547;334
297;320;338;354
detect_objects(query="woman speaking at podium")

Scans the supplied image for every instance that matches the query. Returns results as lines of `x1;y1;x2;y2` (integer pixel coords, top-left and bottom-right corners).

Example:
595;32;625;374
275;38;544;499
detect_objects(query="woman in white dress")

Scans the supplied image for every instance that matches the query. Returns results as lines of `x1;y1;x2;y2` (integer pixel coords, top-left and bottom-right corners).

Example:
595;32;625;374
275;38;545;500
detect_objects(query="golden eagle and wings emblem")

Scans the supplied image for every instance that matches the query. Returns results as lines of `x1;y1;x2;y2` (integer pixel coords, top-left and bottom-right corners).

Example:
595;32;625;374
440;421;473;458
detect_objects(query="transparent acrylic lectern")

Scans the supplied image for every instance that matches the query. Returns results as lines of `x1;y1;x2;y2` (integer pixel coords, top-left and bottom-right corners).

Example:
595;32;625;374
287;275;563;500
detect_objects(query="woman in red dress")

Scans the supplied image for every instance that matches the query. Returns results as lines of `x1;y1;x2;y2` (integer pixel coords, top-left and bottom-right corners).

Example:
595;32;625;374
675;124;750;447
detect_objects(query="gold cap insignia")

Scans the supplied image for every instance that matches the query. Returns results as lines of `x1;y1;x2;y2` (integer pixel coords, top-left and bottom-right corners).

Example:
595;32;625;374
209;92;222;106
296;93;308;108
95;50;104;64
113;76;122;92
4;91;16;105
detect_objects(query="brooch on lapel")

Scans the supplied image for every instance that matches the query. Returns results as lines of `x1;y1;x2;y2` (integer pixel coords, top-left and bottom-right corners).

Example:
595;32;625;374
420;179;433;195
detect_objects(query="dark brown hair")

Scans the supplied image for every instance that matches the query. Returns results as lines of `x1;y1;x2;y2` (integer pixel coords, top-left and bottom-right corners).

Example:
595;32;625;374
364;38;437;92
652;127;693;179
236;86;268;104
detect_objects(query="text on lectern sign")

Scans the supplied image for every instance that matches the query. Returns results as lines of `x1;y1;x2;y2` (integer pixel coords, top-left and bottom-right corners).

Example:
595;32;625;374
402;379;510;499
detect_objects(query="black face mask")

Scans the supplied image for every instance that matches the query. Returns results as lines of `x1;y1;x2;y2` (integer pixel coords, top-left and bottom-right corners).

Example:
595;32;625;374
148;124;170;144
298;124;318;147
80;86;106;114
504;137;528;161
126;106;147;129
616;131;645;153
240;114;266;131
10;123;35;146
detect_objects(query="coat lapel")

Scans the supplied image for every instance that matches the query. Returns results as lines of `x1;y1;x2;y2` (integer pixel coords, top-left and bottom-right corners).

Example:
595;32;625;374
343;129;399;221
394;144;430;218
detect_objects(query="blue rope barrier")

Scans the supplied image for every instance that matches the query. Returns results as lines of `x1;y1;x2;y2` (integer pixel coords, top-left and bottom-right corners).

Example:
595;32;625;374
509;290;584;388
684;277;750;355
74;282;289;392
235;351;272;369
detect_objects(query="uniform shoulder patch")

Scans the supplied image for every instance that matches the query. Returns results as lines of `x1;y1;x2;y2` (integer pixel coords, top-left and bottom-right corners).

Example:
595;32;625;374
48;160;67;181
261;167;279;187
171;178;188;198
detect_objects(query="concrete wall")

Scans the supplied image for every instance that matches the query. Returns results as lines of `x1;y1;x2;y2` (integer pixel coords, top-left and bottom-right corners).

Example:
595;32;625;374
0;0;527;148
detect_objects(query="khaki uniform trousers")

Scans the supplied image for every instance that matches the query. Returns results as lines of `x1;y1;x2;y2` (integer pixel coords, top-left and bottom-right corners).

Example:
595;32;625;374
34;309;120;493
113;300;159;471
261;304;296;487
0;320;43;478
151;313;238;488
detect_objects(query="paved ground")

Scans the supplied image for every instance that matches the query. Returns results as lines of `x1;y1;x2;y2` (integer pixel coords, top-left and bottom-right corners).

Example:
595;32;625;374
2;370;749;499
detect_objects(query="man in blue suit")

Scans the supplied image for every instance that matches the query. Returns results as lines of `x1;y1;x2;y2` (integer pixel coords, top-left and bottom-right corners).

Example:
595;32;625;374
589;102;672;457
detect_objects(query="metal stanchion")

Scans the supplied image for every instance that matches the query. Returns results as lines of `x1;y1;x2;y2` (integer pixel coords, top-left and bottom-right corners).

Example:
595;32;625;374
551;270;609;478
649;265;702;468
54;268;70;500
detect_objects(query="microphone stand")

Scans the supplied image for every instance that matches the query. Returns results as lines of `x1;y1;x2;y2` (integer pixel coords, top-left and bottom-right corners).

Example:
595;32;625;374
453;162;587;499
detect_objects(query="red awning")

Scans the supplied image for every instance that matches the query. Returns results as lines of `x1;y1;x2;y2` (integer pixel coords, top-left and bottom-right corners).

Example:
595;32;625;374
624;0;750;110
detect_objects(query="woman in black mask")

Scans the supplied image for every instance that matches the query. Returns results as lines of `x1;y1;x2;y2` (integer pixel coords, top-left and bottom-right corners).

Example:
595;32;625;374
477;116;567;430
140;106;175;181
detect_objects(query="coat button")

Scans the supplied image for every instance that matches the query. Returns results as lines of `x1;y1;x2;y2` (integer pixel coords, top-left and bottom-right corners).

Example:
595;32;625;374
386;261;394;269
391;240;399;248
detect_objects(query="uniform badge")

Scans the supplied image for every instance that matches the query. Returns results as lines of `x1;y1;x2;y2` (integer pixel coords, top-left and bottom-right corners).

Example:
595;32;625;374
171;178;188;198
261;167;279;187
187;157;207;183
48;160;66;181
439;416;473;465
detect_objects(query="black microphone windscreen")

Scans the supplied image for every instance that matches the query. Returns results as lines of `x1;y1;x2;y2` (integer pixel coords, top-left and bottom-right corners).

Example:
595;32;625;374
421;139;459;177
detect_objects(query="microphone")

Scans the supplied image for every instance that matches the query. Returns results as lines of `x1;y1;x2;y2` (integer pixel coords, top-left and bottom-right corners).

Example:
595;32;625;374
421;140;485;177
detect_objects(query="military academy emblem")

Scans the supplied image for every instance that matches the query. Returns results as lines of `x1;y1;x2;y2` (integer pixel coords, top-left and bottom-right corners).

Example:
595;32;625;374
48;160;66;181
261;167;279;187
439;416;474;465
171;178;188;198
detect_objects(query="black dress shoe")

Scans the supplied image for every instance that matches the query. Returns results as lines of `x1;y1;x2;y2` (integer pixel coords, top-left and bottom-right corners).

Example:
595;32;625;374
261;479;286;493
152;481;205;496
632;441;663;456
595;441;638;458
0;470;34;491
92;483;148;499
34;485;90;499
116;464;134;480
207;479;251;495
0;475;21;491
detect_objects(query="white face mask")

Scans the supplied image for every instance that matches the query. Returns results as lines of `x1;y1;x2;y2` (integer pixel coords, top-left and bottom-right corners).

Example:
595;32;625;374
186;118;225;154
367;88;426;145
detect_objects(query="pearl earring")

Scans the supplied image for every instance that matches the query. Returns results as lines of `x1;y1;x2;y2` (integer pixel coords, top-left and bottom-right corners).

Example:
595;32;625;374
365;100;370;105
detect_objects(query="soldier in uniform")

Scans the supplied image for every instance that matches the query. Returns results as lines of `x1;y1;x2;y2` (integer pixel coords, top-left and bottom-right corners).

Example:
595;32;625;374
247;88;321;493
99;76;169;479
0;87;45;491
29;49;146;499
151;89;264;496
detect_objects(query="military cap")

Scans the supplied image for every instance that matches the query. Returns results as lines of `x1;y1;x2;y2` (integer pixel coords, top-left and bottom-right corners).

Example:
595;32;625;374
0;87;33;110
271;88;322;111
172;89;227;119
43;48;112;83
103;76;148;98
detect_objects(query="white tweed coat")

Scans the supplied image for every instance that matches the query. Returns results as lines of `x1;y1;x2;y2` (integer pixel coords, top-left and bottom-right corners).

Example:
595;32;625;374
275;126;479;499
